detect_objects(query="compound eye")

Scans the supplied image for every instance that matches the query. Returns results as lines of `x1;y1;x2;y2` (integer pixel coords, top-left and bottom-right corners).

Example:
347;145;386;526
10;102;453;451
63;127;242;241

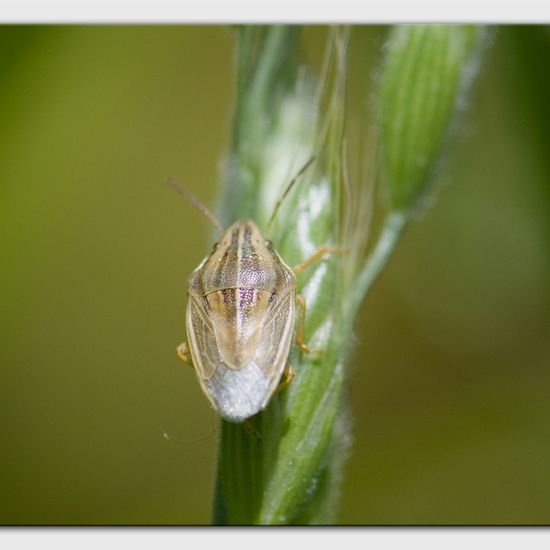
212;242;219;251
265;239;273;249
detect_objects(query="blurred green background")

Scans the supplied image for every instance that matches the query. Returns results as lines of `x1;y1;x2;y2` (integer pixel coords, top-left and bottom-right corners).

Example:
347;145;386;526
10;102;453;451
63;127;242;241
0;25;549;525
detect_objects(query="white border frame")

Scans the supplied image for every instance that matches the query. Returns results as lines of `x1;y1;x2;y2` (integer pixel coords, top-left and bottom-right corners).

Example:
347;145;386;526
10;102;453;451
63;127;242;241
0;0;549;23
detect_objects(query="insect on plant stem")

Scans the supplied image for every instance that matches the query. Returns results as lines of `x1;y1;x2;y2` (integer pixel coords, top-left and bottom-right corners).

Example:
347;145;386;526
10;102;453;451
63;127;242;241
168;159;345;425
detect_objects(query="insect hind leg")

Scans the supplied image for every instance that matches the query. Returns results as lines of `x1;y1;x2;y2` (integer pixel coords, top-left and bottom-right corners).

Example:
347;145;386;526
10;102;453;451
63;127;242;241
243;419;262;440
275;364;295;394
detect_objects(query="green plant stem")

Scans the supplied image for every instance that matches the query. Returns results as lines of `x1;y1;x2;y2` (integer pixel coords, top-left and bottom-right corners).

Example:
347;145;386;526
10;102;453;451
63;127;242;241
212;26;350;526
347;211;408;322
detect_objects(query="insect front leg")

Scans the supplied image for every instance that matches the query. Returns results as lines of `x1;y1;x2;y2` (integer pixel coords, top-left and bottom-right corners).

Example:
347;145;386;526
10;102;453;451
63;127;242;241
176;342;194;368
291;246;349;276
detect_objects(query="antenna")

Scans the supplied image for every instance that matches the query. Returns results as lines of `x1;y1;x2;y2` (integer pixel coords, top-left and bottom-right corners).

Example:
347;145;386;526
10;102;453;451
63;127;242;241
266;156;316;234
166;176;224;236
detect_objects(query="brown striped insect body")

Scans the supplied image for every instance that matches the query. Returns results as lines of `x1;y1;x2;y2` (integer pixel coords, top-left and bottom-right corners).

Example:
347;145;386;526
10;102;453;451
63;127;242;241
186;220;295;422
169;158;342;423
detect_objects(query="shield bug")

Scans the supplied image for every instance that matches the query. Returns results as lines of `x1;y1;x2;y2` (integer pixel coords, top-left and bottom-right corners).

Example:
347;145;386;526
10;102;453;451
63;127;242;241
169;160;343;423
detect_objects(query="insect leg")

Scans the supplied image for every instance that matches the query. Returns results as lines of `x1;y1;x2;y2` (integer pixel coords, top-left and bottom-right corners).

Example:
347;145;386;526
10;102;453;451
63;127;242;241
295;295;323;354
275;364;295;394
176;342;194;368
243;420;262;440
292;246;349;275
